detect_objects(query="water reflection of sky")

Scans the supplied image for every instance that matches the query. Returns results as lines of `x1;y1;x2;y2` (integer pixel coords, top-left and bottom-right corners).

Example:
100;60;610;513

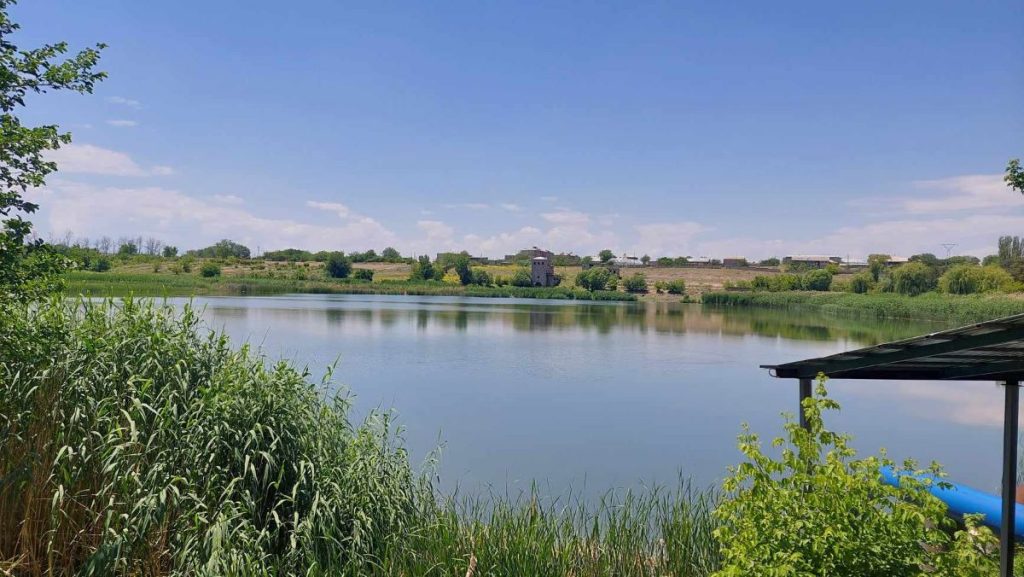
170;294;1008;495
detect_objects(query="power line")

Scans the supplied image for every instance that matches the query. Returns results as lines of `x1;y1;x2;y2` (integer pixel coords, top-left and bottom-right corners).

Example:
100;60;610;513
941;243;957;259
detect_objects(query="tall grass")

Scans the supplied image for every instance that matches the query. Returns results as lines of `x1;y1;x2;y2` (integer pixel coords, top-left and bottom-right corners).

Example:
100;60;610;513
702;290;1024;324
0;298;716;576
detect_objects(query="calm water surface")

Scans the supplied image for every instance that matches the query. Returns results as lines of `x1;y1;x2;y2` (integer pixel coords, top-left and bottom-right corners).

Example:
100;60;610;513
172;294;1009;494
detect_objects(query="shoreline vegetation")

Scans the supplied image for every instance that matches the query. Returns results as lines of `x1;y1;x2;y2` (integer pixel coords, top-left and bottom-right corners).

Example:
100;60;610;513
703;291;1024;324
62;271;637;301
3;298;1013;575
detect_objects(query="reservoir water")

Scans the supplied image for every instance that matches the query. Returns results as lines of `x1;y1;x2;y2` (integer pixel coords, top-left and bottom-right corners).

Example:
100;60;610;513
173;294;1009;495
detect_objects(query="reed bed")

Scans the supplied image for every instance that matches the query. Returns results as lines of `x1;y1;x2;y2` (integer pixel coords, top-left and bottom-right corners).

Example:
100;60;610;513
702;291;1024;324
0;298;716;576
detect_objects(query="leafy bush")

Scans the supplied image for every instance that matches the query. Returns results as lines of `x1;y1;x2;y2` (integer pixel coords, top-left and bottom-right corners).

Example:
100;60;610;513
471;268;492;286
714;377;956;576
575;267;614;291
353;268;374;281
751;274;800;292
939;264;1015;295
623;273;648;293
889;262;936;296
849;272;873;294
666;279;686;295
800;268;833;291
200;262;221;277
91;257;111;272
510;268;533;287
325;252;352;278
409;255;436;281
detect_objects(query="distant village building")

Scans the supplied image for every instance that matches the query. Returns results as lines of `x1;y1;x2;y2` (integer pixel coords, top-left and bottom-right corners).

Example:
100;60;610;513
782;255;843;269
885;256;910;266
530;253;558;286
612;255;643;267
723;257;748;268
684;257;715;267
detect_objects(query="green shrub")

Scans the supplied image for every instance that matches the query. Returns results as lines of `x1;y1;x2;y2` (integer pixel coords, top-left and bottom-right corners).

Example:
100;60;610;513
849;272;873;294
889;262;936;296
752;274;800;292
200;262;221;277
510;268;533;287
353;268;374;281
575;267;614;291
666;279;686;295
800;269;833;291
939;264;1015;295
654;280;668;294
91;257;111;272
715;377;955;576
471;268;492;286
325;252;352;278
623;273;648;293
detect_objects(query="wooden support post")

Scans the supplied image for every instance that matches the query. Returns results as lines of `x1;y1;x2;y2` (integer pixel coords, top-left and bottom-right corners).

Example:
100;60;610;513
1001;379;1019;577
799;378;812;430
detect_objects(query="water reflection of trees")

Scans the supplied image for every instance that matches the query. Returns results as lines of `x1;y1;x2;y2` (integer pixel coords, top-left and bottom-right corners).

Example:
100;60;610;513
295;300;947;345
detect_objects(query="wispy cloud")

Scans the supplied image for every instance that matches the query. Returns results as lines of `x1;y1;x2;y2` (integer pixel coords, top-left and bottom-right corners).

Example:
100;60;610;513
901;174;1018;214
499;203;522;212
443;202;490;210
212;194;244;205
106;96;142;109
45;144;172;177
106;119;138;128
306;200;352;218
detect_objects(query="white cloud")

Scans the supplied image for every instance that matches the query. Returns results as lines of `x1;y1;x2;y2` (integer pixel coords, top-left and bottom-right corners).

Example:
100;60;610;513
541;210;590;226
31;180;397;252
306;200;352;219
106;119;138;128
212;194;244;205
106;96;142;109
499;203;521;212
443;202;490;210
46;144;172;177
633;222;709;257
901;174;1019;214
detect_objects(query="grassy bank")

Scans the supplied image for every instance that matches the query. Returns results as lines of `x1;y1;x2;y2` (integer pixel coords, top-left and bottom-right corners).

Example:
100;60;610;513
63;271;636;302
0;298;711;576
702;290;1024;324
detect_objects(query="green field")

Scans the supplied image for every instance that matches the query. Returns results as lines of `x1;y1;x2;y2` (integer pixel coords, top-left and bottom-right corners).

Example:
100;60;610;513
702;290;1024;324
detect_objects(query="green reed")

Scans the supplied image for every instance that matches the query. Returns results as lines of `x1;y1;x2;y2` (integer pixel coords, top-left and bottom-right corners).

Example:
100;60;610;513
702;290;1024;324
0;298;714;576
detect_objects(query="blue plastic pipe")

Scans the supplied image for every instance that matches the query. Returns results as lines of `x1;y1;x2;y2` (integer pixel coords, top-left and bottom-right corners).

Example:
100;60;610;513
880;466;1024;539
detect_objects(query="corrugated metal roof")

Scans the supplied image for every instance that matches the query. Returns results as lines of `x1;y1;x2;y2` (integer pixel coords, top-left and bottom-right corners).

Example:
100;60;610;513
762;313;1024;381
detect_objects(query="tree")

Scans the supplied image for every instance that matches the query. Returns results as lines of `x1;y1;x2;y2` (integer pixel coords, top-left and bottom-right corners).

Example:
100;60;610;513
598;249;614;263
325;252;352;278
117;241;139;256
867;254;890;282
162;245;178;258
850;272;873;294
640;254;651;266
889;262;936;296
470;268;491;286
450;254;474;285
999;236;1024;280
1006;158;1024;194
758;257;780;267
575;267;613;291
381;246;401;262
800;269;833;291
409;255;436;281
0;2;106;299
352;268;373;281
190;239;251;259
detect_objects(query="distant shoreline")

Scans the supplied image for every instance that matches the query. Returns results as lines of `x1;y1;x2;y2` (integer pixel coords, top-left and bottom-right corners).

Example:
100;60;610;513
702;290;1024;324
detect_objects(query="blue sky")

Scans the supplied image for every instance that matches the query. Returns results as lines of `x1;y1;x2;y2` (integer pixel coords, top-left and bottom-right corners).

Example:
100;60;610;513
14;0;1024;259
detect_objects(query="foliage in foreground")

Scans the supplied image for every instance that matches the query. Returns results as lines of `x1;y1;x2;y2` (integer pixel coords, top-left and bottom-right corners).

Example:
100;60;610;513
715;378;953;575
0;298;712;576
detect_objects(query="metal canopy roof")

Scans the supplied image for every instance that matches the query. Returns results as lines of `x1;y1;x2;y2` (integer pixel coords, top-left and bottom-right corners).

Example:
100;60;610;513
761;313;1024;381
